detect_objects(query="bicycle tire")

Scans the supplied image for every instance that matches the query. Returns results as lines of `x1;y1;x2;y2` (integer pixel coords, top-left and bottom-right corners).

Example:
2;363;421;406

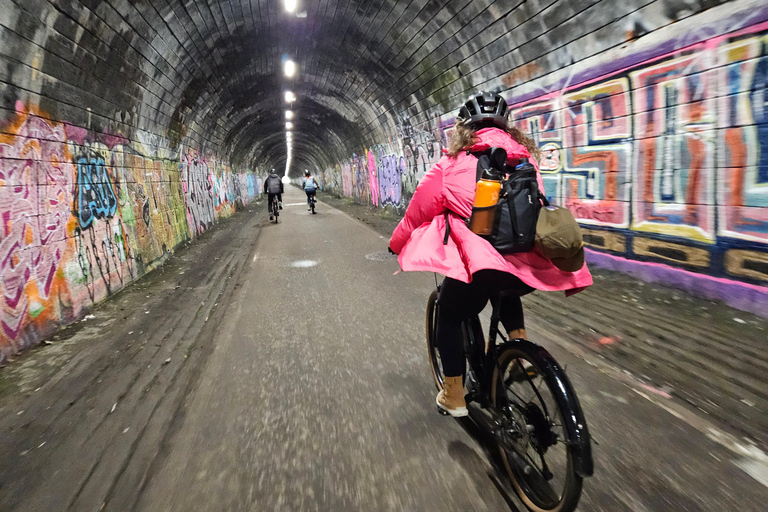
490;342;584;512
426;290;443;390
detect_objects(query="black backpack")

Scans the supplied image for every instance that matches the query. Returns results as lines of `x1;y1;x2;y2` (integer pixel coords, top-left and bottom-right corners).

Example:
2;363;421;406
466;147;546;254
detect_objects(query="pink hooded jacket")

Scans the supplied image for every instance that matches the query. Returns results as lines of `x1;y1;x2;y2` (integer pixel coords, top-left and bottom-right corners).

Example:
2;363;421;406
389;127;592;293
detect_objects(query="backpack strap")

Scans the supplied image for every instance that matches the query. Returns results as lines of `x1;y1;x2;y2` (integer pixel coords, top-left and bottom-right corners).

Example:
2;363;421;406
442;210;471;245
443;210;451;245
468;150;491;182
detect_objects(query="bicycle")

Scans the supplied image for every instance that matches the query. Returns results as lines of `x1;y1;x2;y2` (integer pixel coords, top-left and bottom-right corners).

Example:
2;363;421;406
426;280;593;512
271;195;279;223
309;193;316;214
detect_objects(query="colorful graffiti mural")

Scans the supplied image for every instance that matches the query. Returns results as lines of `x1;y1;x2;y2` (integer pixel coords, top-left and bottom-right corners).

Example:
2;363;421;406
508;21;768;283
0;105;259;362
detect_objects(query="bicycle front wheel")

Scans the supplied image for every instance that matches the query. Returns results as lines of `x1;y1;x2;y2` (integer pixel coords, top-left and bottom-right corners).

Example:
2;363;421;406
490;343;584;512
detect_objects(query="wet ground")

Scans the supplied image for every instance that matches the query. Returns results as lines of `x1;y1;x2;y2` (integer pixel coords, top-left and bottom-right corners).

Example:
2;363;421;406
0;187;766;511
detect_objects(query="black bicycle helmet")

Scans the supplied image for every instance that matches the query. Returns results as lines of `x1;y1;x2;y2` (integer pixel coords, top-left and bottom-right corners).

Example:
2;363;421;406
457;91;509;129
304;169;310;177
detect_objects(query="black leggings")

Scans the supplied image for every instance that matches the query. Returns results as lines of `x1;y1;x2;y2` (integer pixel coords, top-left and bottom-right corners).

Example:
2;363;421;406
267;193;282;212
437;270;533;377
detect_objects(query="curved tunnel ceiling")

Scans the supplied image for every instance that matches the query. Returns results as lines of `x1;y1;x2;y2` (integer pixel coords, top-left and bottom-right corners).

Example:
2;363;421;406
7;1;729;177
108;0;509;177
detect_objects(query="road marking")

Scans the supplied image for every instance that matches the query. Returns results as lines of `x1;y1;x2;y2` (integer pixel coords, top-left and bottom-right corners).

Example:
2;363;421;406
706;428;768;489
290;260;318;268
282;202;307;206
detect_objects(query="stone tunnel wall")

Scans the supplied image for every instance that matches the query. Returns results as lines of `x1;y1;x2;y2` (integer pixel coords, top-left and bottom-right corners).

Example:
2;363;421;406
319;1;768;311
0;7;261;363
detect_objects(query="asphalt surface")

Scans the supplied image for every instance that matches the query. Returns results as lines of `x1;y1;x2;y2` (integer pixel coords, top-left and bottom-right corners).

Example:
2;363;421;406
1;187;767;511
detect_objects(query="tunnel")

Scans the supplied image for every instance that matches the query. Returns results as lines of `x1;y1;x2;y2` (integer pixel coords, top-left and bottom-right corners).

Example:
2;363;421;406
1;0;767;510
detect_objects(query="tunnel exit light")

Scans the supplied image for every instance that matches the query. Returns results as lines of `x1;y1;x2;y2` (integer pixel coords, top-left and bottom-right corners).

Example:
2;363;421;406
284;0;297;13
284;60;296;78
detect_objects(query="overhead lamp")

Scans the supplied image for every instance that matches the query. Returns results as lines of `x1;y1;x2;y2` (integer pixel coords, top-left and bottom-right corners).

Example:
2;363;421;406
285;91;295;103
286;122;293;129
285;0;297;13
285;110;294;120
284;60;296;78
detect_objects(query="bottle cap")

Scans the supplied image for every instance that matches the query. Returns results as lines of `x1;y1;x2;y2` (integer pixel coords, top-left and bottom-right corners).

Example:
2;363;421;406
481;166;501;181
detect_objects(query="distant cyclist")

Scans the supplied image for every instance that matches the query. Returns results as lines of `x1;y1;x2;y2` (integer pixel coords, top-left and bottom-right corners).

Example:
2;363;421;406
263;169;283;220
302;169;319;212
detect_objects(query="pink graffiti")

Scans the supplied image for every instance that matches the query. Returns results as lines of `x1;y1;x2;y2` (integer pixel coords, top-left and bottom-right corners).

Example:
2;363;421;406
0;115;74;339
367;150;379;206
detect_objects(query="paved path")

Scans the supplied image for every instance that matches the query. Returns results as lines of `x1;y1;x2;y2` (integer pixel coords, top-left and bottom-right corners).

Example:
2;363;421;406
1;187;767;511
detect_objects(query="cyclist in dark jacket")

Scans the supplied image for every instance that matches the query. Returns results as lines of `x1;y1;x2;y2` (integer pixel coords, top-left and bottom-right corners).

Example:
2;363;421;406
263;170;283;219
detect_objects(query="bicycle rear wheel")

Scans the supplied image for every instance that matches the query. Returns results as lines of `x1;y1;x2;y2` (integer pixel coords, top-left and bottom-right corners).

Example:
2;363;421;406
490;343;584;512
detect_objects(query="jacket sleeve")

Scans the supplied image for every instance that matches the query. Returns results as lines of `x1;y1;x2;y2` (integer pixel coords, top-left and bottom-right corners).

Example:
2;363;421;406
280;181;284;193
389;159;446;254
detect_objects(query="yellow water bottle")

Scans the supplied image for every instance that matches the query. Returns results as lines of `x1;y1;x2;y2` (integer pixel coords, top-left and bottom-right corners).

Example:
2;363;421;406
469;165;502;236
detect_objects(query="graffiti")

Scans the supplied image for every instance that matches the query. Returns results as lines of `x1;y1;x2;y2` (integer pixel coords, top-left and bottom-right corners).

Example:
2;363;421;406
181;152;215;237
341;161;353;197
0;112;74;344
402;141;441;198
75;150;118;228
377;149;405;206
513;79;633;228
69;144;137;303
717;34;768;244
0;106;259;361
630;54;716;243
507;21;768;283
367;149;379;207
74;220;129;301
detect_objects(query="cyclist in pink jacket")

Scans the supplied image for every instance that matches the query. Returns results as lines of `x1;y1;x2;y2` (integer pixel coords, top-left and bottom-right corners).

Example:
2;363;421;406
389;92;593;417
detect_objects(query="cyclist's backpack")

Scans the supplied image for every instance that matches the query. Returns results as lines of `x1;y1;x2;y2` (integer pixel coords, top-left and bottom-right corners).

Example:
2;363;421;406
469;148;546;254
304;177;318;192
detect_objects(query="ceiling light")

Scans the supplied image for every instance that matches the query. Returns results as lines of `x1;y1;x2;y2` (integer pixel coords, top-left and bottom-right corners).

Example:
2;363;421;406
285;0;297;13
285;110;294;120
285;91;295;103
284;60;296;78
286;122;293;129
